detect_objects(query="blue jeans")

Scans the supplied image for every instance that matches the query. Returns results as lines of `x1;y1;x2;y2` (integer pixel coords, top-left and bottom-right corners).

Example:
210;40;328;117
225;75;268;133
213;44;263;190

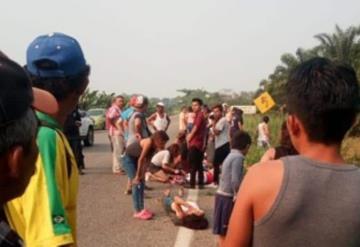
122;155;144;212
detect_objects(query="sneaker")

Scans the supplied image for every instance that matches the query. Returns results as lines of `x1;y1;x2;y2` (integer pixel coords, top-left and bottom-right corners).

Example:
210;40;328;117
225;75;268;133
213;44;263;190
133;210;152;220
142;209;154;217
133;211;147;220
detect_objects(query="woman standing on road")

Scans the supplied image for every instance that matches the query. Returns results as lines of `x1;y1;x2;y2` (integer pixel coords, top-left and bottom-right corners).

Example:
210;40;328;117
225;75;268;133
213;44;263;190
122;131;170;220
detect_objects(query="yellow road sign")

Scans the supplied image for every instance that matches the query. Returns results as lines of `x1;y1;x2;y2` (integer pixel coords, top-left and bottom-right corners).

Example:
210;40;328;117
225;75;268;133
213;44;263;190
254;92;276;113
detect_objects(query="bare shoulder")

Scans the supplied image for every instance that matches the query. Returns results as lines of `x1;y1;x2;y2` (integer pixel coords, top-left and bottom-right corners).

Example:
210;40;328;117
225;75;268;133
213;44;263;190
247;160;283;179
245;160;285;220
140;138;152;147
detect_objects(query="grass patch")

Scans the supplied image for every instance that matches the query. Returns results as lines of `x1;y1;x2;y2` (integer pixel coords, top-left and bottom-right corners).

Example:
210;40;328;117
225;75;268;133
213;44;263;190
243;113;360;168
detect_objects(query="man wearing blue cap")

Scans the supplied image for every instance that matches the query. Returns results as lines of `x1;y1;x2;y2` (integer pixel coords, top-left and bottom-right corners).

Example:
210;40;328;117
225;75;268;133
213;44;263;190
5;33;90;247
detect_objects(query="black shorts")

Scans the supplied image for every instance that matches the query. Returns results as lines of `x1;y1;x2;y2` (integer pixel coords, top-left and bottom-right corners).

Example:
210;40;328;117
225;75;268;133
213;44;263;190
214;143;230;165
213;194;234;236
149;163;162;174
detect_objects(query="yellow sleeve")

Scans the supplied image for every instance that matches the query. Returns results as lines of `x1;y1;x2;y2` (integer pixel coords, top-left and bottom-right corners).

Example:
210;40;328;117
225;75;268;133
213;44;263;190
6;127;74;247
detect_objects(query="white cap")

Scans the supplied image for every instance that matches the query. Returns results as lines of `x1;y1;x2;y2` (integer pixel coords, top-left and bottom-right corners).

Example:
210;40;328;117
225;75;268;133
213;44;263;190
157;102;165;107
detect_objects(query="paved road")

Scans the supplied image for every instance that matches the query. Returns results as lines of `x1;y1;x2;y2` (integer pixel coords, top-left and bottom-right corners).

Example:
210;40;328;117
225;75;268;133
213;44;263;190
77;119;218;247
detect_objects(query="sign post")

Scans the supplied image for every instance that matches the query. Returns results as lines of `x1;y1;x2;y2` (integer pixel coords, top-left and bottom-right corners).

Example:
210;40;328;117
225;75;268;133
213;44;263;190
254;92;276;113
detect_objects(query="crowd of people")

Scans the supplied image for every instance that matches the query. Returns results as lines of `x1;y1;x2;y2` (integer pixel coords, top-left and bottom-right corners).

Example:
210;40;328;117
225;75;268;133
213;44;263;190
0;31;359;247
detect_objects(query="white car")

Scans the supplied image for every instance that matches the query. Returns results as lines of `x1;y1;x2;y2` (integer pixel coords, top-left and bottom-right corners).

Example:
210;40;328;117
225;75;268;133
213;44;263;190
79;110;95;146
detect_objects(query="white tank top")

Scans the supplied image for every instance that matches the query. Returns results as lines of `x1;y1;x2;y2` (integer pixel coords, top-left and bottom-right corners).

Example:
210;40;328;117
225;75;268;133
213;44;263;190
153;113;168;131
258;122;268;141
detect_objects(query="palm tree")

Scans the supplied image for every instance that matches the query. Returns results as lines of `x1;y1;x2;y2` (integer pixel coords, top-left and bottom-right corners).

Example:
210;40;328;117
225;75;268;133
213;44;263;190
314;25;360;67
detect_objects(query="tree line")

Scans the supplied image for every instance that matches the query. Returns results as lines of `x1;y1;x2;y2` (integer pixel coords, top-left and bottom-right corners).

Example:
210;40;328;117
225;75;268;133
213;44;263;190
79;24;360;135
256;24;360;104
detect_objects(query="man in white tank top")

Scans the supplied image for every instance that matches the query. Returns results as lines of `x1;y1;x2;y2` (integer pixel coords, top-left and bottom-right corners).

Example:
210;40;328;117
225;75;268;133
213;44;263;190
257;116;270;148
147;102;171;132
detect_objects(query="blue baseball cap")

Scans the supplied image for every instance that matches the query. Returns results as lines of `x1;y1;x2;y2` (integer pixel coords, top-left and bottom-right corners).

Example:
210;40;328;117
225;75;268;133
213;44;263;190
26;32;88;78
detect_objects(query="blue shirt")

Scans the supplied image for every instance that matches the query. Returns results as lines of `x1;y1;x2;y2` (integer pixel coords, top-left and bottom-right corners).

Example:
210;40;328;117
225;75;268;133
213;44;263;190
121;107;135;141
121;107;135;121
217;149;245;197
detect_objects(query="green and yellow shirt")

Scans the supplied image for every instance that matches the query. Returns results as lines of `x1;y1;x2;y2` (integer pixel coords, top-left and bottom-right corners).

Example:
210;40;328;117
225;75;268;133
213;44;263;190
5;112;79;247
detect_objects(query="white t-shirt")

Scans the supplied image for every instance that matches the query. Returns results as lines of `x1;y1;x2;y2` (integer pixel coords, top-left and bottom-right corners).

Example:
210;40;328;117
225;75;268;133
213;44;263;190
257;122;269;142
215;117;230;149
151;150;170;167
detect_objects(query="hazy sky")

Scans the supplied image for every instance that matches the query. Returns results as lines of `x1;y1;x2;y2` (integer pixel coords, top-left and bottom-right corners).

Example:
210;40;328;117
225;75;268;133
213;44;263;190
1;0;360;98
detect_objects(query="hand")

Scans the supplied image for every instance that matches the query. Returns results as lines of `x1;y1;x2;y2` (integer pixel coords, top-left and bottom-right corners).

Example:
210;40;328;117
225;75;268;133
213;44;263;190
132;176;141;185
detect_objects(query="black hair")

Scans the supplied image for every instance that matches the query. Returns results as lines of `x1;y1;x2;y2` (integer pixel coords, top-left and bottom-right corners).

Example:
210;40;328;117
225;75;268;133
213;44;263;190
231;130;252;150
286;57;359;144
170;214;209;230
192;98;203;106
113;95;124;102
233;107;243;115
152;130;170;142
167;143;180;163
29;66;90;101
262;116;269;123
212;104;223;112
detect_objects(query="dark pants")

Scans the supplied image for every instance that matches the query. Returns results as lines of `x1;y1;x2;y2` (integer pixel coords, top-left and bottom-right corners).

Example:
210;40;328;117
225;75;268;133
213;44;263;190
68;137;85;170
188;147;204;188
213;142;230;184
213;194;234;236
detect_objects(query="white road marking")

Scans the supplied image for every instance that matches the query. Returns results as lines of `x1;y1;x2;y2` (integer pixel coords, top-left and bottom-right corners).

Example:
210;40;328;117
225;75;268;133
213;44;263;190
173;189;199;247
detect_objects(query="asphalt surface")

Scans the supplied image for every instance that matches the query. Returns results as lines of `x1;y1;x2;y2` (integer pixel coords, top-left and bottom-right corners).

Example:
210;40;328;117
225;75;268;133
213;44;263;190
77;118;218;247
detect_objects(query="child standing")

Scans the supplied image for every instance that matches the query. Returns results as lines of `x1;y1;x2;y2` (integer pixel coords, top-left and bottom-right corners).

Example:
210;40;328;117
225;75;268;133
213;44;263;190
213;130;251;246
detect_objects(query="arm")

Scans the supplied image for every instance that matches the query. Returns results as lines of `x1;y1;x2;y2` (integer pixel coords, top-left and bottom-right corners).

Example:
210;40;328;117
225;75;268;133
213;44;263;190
115;118;124;135
135;138;152;181
238;120;243;131
186;114;202;143
147;113;157;131
231;157;244;198
134;116;143;139
160;151;178;173
213;118;225;136
162;164;177;174
183;114;188;129
108;108;120;127
186;124;198;144
225;161;284;247
165;115;171;131
224;167;255;247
